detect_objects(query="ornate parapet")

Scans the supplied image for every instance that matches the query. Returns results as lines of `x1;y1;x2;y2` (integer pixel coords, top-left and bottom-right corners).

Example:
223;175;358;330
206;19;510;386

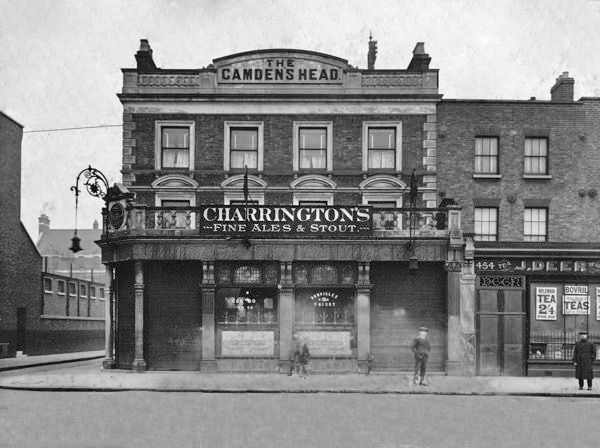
137;74;201;87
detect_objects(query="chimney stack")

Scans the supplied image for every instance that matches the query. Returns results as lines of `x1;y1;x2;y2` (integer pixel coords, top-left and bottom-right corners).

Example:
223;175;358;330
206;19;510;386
38;213;50;236
550;72;574;101
135;39;157;72
407;42;431;71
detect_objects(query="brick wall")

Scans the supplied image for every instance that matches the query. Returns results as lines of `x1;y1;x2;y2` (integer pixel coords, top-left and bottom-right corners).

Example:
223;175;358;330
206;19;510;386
437;100;599;242
0;114;43;356
126;113;429;206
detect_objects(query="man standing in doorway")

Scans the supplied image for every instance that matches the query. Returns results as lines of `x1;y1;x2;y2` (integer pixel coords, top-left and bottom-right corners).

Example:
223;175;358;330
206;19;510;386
411;326;430;386
573;330;596;390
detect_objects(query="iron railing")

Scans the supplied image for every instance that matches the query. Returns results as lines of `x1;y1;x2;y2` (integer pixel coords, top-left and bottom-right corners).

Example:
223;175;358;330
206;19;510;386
529;331;600;360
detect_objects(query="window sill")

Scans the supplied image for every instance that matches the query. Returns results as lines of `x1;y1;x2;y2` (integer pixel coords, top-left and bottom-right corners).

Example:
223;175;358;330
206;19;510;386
523;174;552;180
473;174;502;179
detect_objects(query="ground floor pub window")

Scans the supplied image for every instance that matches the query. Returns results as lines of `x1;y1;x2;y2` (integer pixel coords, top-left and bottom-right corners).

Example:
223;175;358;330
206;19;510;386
294;287;356;357
529;281;600;361
216;287;278;357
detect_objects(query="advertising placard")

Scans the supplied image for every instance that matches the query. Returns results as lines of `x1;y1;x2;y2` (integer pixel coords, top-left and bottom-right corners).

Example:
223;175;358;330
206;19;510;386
221;331;275;357
535;287;557;320
563;295;590;315
297;331;352;356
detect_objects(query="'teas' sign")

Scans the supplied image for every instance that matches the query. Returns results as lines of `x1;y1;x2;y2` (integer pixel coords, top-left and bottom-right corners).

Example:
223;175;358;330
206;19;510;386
563;295;590;315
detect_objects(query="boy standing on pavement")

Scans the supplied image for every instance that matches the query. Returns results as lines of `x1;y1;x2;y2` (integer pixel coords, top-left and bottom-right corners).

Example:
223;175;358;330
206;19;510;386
411;327;430;386
573;330;596;390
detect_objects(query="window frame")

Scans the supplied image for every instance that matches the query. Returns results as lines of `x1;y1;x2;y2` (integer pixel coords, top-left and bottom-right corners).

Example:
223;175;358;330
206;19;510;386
293;121;333;172
362;121;402;172
79;284;87;298
474;207;499;242
57;280;66;296
43;277;53;293
224;121;264;172
154;121;195;171
89;286;96;299
524;137;549;175
474;136;499;175
524;207;548;242
68;282;77;296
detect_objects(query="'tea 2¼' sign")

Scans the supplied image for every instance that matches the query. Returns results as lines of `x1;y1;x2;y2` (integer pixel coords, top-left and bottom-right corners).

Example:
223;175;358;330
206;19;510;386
536;287;557;320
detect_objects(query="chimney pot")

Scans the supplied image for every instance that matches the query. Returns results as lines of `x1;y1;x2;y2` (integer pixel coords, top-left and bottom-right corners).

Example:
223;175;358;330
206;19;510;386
38;213;50;235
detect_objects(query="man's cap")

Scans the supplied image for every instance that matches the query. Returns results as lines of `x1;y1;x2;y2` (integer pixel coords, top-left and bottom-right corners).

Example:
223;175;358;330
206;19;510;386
419;327;428;332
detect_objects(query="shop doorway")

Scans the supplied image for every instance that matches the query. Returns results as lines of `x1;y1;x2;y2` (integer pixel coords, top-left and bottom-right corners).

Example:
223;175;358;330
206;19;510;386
477;287;526;376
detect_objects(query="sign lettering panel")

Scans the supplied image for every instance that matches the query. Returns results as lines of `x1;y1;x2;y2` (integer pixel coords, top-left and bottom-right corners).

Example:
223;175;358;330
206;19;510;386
535;287;557;320
563;295;590;315
297;331;352;356
198;206;372;236
221;331;275;357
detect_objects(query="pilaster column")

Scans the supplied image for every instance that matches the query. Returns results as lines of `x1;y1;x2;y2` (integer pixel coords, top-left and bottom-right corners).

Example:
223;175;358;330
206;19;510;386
131;260;146;371
445;260;463;375
102;265;115;369
356;262;373;374
201;261;217;372
278;262;293;374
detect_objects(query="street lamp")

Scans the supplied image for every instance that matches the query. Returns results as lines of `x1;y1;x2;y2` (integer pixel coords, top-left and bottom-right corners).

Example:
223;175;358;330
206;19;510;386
69;165;110;253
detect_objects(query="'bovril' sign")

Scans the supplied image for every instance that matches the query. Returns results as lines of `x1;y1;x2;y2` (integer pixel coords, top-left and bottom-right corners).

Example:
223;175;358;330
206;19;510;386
218;58;342;84
198;205;371;235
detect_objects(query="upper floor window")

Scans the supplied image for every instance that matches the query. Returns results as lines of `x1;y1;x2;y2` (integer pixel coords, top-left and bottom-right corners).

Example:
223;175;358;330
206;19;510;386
362;122;402;171
298;200;329;206
161;199;192;229
224;122;264;171
524;138;548;174
79;284;87;297
474;207;498;241
155;121;195;170
57;280;65;295
475;137;499;174
99;288;105;299
89;286;96;298
69;282;77;295
293;121;333;172
524;208;547;241
43;278;52;293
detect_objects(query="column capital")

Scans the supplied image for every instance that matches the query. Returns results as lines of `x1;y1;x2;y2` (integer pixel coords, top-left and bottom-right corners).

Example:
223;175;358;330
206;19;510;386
445;261;463;272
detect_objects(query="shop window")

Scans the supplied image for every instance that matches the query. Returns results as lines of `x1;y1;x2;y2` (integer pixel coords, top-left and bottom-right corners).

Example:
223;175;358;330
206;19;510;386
475;137;499;174
154;121;195;170
89;286;96;298
216;287;278;327
474;207;498;241
524;208;547;242
224;122;264;171
294;288;355;328
293;122;333;172
43;278;53;293
57;280;65;295
524;138;548;175
80;284;87;297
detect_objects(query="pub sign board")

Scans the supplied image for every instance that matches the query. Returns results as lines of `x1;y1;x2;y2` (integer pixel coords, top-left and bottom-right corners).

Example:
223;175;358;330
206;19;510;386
217;57;343;84
476;258;600;274
198;205;372;236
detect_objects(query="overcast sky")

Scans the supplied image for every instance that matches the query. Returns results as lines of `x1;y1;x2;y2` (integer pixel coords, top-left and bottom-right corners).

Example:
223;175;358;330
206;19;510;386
2;0;600;240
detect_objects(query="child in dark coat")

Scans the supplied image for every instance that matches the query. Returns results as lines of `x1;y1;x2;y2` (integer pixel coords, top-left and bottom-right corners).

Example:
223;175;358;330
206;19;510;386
411;327;431;385
291;333;310;378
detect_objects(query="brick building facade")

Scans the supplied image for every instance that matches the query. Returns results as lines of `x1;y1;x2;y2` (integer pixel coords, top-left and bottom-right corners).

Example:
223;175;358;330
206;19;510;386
0;111;105;357
438;77;600;376
101;40;599;376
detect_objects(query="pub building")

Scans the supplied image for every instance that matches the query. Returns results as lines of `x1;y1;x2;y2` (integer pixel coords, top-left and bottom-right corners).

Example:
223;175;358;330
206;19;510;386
100;38;472;374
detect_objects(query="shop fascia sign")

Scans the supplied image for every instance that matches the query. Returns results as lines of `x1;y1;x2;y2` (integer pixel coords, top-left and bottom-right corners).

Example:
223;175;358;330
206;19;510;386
217;57;343;84
309;291;339;307
198;205;372;235
476;258;600;274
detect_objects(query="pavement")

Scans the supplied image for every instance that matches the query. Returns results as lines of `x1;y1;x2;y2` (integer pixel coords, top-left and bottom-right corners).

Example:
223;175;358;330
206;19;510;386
0;351;598;397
